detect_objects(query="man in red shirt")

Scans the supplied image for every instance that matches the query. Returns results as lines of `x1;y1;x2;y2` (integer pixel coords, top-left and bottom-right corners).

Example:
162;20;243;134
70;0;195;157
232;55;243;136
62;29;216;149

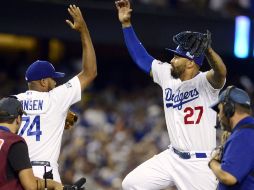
0;96;62;190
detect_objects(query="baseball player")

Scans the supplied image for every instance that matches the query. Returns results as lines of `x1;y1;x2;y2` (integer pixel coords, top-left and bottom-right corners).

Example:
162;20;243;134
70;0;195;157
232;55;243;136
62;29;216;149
15;5;97;183
115;0;227;189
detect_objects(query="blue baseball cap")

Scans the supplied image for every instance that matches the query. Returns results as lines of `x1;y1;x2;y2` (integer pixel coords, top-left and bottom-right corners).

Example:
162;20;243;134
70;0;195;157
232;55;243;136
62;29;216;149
210;87;251;112
166;46;204;67
25;60;65;82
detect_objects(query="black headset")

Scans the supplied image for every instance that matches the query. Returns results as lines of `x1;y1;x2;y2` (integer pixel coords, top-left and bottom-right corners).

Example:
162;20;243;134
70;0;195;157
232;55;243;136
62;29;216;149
223;86;236;118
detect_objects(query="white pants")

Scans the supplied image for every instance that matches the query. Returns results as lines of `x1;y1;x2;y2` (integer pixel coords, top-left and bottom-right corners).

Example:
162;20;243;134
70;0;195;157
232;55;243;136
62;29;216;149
32;165;61;183
122;148;217;190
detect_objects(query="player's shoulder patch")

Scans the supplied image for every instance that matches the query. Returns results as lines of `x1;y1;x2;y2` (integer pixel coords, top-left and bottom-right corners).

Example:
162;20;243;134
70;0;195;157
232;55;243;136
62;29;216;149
65;82;72;88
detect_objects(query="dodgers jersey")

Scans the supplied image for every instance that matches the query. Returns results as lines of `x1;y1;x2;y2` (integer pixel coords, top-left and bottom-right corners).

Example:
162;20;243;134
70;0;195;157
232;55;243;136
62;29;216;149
16;76;81;168
152;60;222;151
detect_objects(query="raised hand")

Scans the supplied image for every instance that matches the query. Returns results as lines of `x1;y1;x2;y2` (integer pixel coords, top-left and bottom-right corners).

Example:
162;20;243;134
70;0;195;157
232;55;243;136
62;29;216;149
115;0;132;27
66;5;86;32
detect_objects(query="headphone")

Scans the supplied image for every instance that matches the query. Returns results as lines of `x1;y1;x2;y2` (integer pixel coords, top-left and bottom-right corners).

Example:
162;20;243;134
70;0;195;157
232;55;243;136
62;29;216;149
223;85;235;118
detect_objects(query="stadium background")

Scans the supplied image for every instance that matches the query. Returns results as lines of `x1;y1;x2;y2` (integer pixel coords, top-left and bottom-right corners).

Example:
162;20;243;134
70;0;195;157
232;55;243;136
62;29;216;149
0;0;254;189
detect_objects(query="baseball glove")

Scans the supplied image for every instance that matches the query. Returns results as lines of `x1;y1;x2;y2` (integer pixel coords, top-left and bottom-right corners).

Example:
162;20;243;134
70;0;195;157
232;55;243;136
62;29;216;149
173;30;211;57
65;110;78;130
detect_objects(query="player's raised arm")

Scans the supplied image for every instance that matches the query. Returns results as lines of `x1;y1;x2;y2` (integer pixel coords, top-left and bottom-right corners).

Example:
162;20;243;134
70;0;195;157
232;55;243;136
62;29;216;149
205;32;227;89
115;0;154;75
115;0;132;28
66;5;97;91
205;47;227;89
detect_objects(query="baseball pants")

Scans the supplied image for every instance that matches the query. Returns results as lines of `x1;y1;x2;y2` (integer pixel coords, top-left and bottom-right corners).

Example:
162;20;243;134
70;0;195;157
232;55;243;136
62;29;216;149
122;147;217;190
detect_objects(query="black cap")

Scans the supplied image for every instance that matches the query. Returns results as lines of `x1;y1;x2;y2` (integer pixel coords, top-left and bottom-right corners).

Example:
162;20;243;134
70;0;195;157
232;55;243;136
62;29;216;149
0;97;26;119
210;87;251;112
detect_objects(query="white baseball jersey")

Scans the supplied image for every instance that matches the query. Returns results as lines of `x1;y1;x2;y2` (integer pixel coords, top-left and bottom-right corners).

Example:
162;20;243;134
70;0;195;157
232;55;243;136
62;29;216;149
16;76;81;180
152;60;221;151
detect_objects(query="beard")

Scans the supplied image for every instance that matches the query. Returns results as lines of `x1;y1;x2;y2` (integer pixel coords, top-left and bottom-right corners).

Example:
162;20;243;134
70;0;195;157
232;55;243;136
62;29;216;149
171;66;184;79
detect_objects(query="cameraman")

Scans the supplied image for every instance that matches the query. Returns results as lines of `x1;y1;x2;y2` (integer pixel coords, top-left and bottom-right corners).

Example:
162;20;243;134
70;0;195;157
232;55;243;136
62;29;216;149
0;97;62;190
209;86;254;189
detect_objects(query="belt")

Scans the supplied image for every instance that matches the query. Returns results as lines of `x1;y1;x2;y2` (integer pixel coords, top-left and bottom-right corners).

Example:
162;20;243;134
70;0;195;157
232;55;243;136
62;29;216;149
31;161;51;167
172;147;207;159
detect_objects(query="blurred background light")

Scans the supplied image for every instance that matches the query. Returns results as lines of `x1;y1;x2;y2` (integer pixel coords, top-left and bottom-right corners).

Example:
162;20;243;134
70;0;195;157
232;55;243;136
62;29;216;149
234;16;250;58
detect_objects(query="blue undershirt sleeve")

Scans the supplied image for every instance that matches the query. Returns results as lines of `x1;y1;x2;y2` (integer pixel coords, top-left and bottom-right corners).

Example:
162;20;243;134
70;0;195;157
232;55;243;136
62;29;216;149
123;26;154;74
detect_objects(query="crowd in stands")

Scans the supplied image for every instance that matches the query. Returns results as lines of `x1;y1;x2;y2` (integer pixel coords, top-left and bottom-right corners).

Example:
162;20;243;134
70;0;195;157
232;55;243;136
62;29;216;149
31;0;254;17
59;86;170;189
91;0;254;17
136;0;254;17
